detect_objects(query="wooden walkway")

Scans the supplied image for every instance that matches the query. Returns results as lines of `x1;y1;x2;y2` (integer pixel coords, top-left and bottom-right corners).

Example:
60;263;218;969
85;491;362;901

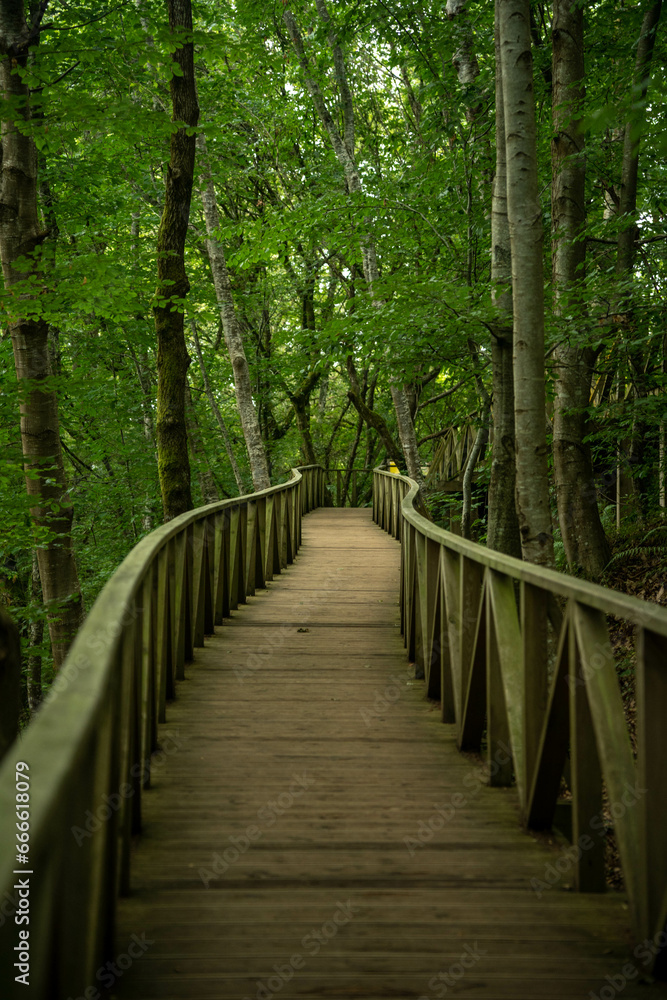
114;509;665;1000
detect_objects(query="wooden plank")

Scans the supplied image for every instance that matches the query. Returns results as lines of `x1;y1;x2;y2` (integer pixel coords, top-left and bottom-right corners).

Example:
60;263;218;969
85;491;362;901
374;469;667;636
521;581;549;816
569;612;606;893
486;576;513;788
0;470;309;1000
573;604;641;921
441;547;459;723
459;555;484;723
112;513;662;999
526;608;570;831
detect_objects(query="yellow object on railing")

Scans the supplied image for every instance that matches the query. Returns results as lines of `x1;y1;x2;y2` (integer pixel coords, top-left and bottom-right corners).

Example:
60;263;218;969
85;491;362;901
388;461;400;474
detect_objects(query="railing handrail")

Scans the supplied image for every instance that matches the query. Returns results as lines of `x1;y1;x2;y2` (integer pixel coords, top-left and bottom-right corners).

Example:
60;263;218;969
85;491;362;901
0;464;325;998
378;468;667;635
373;466;667;960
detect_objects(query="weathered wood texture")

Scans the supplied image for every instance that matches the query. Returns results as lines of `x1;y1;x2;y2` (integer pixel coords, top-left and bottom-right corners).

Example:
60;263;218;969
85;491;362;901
374;468;667;957
110;510;663;999
0;467;324;1000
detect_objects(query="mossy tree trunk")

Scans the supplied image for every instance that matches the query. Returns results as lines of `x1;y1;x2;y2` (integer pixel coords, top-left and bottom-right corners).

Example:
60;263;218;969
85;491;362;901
1;0;83;669
499;0;554;566
551;0;611;576
154;0;199;520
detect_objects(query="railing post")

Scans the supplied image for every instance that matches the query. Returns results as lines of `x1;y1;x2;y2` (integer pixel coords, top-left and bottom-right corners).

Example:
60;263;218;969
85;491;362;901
637;626;667;941
568;608;606;892
458;556;484;726
521;582;549;821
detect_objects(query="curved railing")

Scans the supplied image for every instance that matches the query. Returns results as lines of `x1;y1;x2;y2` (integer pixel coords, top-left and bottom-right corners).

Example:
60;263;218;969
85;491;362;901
374;467;667;957
0;466;324;998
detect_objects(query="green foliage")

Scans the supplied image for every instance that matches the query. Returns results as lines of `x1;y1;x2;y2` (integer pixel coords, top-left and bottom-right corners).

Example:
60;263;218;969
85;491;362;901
1;0;665;696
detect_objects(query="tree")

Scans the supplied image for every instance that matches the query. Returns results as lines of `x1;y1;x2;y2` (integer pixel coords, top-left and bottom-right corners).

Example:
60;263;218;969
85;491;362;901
499;0;554;566
197;133;270;491
284;2;424;483
551;0;611;576
153;0;199;520
1;0;83;669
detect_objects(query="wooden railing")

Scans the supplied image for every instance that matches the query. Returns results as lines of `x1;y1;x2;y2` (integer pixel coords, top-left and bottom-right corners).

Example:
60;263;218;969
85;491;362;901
0;466;324;999
373;467;667;957
324;467;373;507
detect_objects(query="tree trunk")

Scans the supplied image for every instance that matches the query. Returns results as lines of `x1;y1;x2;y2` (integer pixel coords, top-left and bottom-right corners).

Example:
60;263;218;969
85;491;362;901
292;395;317;466
462;407;490;540
284;3;423;484
615;1;662;283
127;342;156;533
197;134;271;491
446;0;482;110
185;381;220;504
190;319;246;494
342;413;364;506
0;606;21;762
488;0;521;558
551;0;611;576
499;0;554;566
28;552;43;713
613;0;662;517
1;2;84;669
346;357;403;467
154;0;198;521
661;332;667;511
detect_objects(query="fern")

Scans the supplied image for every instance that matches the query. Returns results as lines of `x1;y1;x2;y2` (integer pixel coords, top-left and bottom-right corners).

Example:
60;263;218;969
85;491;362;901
640;525;667;545
605;544;667;570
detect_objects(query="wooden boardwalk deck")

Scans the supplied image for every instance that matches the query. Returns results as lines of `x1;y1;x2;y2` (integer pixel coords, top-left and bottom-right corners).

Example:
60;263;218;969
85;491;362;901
113;509;665;1000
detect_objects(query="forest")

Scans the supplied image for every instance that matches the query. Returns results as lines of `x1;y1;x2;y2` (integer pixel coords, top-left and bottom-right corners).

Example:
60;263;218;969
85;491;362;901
1;0;665;712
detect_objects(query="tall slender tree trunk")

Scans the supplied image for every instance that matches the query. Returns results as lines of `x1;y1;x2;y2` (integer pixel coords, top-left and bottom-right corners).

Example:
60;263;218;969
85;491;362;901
153;0;198;520
613;0;662;516
127;341;156;533
185;381;220;504
488;0;521;558
551;0;611;576
346;357;403;467
28;552;43;713
190;318;246;494
615;1;662;283
342;412;364;506
661;332;667;512
291;395;317;465
284;3;423;484
0;607;21;761
1;2;83;669
499;0;554;566
462;406;490;540
197;134;270;491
